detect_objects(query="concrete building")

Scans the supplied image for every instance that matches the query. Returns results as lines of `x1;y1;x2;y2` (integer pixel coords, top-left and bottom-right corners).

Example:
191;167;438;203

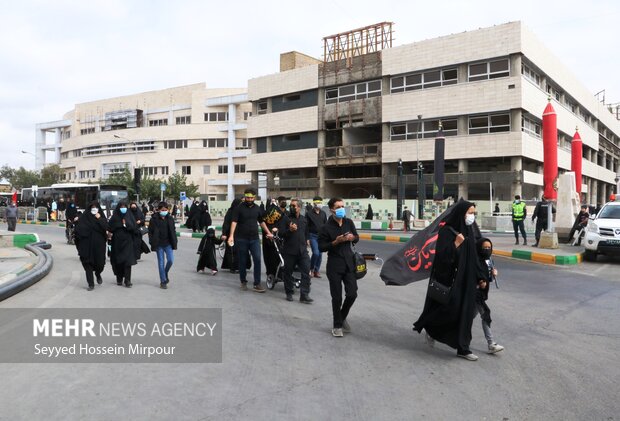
246;21;620;206
36;83;252;200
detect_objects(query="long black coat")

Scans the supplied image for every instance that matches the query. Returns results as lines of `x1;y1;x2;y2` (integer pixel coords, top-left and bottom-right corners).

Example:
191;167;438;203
74;211;108;273
413;200;481;352
197;229;222;271
108;209;138;269
130;207;146;260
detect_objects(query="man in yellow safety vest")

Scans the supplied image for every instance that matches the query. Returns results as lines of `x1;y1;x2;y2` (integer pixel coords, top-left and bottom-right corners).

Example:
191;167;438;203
511;195;527;245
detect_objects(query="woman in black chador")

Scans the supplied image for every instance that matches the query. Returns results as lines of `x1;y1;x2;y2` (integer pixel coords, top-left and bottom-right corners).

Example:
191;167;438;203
129;201;146;260
197;227;222;274
75;201;108;291
108;201;138;287
413;199;483;361
198;201;212;232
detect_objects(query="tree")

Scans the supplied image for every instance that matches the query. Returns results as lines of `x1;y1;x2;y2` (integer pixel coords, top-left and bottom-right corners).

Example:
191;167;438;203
139;173;165;203
166;172;199;201
39;164;63;187
7;167;40;190
103;168;135;200
0;164;15;183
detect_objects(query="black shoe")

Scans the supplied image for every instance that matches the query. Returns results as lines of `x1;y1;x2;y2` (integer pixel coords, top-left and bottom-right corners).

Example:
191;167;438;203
87;285;95;291
532;242;539;247
160;283;167;289
96;275;103;285
514;240;519;245
125;283;132;288
286;294;293;301
300;295;314;304
117;281;123;286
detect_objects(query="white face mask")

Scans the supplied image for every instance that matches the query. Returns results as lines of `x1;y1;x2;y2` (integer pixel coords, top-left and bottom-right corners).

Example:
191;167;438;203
91;208;99;215
465;214;475;226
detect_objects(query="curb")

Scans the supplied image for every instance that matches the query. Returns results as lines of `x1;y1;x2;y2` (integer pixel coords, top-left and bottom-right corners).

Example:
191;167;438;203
0;244;54;302
16;220;50;225
496;248;583;265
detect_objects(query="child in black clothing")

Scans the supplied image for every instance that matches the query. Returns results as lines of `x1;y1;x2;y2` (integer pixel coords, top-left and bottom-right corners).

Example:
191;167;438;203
476;237;504;354
197;227;222;275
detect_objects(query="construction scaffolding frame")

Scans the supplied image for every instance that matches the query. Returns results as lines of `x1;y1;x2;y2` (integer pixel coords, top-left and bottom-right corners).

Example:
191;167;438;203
322;22;394;63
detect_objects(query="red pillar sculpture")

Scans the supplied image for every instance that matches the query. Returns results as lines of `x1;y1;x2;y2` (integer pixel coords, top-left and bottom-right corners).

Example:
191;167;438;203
542;99;558;200
571;128;583;195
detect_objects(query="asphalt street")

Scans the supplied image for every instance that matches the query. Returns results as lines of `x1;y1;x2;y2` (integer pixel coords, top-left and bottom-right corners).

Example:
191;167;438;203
0;224;619;420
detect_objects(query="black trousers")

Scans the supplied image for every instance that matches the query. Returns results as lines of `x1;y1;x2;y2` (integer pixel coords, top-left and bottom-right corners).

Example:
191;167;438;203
534;220;548;242
81;260;102;287
512;220;526;240
112;263;132;285
7;217;17;232
283;252;311;296
327;265;358;328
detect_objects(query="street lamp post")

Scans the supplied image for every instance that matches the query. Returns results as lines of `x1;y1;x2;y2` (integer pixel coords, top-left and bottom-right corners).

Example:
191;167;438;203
415;115;424;219
113;134;140;203
397;158;403;220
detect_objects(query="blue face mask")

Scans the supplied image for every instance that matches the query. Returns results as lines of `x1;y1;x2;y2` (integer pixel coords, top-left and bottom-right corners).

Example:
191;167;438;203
119;207;127;214
335;208;346;219
160;211;169;217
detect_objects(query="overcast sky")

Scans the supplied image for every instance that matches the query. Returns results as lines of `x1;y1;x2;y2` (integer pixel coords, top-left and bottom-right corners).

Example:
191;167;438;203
1;0;619;170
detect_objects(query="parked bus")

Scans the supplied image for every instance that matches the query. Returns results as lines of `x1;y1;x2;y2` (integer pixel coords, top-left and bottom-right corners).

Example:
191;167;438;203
21;183;128;212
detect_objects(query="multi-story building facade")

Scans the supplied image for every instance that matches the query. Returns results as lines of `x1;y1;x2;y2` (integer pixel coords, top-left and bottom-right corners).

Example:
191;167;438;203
35;83;252;200
246;21;620;205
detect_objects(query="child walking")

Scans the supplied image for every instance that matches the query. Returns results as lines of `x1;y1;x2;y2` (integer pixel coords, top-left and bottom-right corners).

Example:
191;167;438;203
476;237;504;354
197;227;222;275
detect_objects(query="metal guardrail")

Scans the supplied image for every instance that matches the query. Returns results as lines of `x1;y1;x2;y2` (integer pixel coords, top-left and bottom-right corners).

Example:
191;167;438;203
319;143;381;162
267;178;320;189
384;170;522;186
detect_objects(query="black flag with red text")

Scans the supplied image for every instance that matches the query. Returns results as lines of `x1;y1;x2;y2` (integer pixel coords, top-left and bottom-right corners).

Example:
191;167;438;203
379;202;457;286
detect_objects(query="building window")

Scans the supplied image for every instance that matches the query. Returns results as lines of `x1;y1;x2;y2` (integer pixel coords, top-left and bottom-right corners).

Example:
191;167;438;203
164;139;188;149
79;170;96;179
204;112;228;122
234;164;246;173
61;152;69;159
390;118;458;141
218;165;228;174
203;165;210;175
521;63;541;87
149;118;168;127
468;58;510;81
73;150;82;157
80;128;95;135
181;165;191;175
161;166;169;176
143;166;158;176
390;68;457;93
236;138;250;150
284;134;301;141
325;80;382;104
468;113;511;134
63;130;71;139
283;94;301;102
203;138;228;148
257;101;268;115
176;116;191;125
522;115;542;138
243;111;252;120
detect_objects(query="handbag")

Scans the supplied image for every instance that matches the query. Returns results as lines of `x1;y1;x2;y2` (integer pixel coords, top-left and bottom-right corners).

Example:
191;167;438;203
351;243;367;279
427;276;452;305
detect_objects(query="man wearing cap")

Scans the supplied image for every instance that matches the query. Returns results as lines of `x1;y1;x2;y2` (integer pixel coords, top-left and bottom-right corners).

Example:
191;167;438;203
306;196;327;278
228;188;273;292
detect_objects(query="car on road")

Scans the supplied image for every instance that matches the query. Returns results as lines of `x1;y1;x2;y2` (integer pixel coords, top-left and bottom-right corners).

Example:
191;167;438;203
584;200;620;261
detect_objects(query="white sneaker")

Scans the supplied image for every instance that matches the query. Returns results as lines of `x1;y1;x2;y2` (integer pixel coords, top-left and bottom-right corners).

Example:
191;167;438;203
488;343;504;354
425;332;435;348
331;328;344;337
457;352;479;361
342;320;351;333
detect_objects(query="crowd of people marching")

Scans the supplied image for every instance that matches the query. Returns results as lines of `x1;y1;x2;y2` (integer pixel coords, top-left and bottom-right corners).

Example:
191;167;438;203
66;190;503;359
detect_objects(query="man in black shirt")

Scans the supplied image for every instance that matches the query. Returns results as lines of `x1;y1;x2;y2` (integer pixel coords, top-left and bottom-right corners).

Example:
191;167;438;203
281;199;313;303
531;196;556;247
228;188;273;292
306;196;327;278
318;197;360;337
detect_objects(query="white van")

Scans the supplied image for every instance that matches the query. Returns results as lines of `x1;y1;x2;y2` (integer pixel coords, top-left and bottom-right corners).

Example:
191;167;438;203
583;200;620;261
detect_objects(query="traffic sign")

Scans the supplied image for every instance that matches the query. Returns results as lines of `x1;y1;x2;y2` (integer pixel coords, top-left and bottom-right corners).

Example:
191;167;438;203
160;183;167;191
180;191;187;201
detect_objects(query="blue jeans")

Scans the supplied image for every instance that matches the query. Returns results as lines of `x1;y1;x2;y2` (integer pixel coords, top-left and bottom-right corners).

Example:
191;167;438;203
309;233;322;272
236;238;261;285
156;245;174;283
